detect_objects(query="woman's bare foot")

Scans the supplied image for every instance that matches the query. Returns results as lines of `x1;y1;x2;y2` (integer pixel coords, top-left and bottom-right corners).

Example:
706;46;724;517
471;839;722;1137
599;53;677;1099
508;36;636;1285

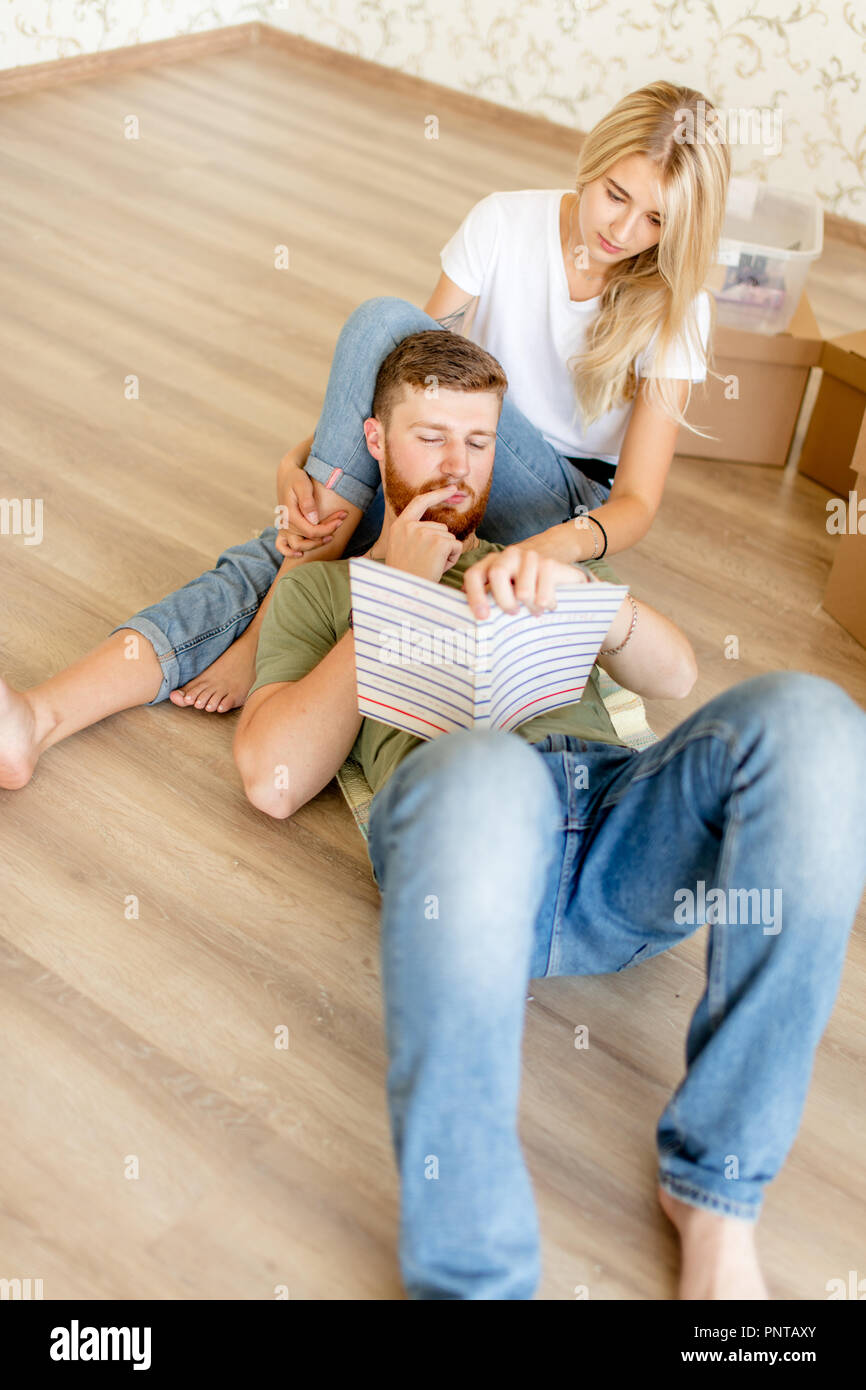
658;1183;769;1299
169;628;258;713
1;633;165;786
0;675;44;789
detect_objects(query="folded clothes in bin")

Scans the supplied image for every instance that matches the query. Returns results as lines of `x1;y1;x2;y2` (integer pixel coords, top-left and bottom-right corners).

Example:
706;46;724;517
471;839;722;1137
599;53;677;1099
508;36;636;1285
718;254;786;314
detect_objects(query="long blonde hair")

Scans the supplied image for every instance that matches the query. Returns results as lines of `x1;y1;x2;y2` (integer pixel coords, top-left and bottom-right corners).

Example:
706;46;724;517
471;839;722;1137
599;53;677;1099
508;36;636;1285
568;81;731;438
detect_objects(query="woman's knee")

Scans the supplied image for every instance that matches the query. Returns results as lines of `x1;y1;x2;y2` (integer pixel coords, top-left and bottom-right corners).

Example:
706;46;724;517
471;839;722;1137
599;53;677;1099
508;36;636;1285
343;295;436;344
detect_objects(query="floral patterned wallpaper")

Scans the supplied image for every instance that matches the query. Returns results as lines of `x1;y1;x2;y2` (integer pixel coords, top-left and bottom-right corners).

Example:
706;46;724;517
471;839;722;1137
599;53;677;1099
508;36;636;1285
3;0;864;226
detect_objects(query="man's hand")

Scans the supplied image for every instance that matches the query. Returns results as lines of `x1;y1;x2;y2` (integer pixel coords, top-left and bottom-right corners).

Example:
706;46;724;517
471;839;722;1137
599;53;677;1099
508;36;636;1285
463;546;594;620
384;486;464;582
275;450;348;557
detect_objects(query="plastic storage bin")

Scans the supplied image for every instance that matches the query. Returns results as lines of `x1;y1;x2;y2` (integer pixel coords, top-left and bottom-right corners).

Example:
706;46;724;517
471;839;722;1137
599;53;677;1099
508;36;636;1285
705;177;823;335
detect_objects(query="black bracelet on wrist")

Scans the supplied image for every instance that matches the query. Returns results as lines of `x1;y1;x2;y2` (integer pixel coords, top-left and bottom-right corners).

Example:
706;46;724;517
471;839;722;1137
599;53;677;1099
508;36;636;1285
586;515;608;558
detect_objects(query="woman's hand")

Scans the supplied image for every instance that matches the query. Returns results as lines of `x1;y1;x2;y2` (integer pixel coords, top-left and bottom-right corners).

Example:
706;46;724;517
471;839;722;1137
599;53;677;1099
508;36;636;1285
275;450;348;558
462;545;593;620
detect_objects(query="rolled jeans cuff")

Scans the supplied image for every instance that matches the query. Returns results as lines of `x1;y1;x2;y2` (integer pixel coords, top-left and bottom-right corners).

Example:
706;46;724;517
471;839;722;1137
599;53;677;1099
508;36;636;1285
303;453;378;512
657;1169;762;1223
107;615;178;706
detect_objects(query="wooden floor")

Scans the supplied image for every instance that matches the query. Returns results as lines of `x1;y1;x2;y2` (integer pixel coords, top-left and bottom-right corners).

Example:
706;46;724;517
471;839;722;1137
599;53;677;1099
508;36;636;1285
1;42;865;1301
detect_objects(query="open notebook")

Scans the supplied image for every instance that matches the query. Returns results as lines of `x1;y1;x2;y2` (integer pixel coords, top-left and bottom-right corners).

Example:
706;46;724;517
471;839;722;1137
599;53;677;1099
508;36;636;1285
348;555;628;739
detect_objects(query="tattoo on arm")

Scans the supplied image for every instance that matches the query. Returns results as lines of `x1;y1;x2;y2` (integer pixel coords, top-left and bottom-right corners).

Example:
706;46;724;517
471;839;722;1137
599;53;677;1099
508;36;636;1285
435;296;477;333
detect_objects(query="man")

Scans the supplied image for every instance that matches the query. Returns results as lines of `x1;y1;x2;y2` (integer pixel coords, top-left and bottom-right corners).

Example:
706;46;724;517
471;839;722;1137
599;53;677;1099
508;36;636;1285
233;330;866;1301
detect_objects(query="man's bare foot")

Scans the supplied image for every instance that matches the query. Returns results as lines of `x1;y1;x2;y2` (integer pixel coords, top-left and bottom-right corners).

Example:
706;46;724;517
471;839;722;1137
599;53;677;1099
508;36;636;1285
0;675;42;789
658;1183;770;1299
169;628;258;713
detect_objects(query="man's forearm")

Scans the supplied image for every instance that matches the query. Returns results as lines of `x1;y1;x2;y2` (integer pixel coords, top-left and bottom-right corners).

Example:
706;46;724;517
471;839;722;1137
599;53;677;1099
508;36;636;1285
235;630;362;818
597;593;697;700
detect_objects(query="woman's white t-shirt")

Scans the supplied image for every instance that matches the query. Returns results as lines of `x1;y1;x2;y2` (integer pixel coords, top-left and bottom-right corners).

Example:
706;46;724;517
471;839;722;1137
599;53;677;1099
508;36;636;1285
439;188;711;466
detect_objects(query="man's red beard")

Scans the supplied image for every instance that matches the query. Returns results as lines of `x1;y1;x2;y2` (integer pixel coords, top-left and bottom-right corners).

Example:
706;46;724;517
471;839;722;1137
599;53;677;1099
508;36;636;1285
382;439;493;541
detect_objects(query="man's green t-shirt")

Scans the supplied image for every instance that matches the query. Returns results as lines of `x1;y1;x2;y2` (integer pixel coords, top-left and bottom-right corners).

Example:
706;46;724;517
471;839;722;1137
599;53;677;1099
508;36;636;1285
250;539;629;797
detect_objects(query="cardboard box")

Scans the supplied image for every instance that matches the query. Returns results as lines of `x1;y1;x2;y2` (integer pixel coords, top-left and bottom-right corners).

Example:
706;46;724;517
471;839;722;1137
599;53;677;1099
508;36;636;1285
797;329;866;495
674;293;823;467
822;415;866;647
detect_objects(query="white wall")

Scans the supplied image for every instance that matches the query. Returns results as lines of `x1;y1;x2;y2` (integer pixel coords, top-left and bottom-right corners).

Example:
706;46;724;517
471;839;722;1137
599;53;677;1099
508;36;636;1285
3;0;864;227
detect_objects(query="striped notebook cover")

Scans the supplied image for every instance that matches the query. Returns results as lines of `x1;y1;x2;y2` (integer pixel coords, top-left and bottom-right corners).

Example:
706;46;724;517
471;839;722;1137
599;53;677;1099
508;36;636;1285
348;556;628;740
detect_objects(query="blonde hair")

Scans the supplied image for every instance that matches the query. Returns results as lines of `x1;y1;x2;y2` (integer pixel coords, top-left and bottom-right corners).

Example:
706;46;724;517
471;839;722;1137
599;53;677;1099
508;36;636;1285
568;81;731;439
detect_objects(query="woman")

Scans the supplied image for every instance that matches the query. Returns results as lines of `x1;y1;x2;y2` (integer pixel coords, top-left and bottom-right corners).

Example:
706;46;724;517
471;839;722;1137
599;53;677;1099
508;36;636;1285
282;82;728;562
0;80;730;786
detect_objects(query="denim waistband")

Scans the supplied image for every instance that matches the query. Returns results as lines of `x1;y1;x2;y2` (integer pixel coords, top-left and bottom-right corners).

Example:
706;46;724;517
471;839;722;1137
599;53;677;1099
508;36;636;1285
531;732;587;754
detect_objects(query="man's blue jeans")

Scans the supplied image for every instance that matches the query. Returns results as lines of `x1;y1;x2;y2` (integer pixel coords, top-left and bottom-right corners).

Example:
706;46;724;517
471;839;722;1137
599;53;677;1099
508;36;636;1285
366;671;866;1300
112;297;610;698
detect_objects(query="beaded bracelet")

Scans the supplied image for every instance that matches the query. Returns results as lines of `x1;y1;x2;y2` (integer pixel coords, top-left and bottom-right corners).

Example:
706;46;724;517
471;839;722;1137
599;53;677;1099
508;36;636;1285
600;593;638;655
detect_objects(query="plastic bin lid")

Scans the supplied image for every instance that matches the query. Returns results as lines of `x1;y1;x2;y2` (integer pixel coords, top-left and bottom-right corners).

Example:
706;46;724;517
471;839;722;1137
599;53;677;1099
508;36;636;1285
717;176;823;260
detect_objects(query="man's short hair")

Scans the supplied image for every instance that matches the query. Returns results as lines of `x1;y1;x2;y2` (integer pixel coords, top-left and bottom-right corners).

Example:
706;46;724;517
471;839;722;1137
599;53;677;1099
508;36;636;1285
372;330;508;433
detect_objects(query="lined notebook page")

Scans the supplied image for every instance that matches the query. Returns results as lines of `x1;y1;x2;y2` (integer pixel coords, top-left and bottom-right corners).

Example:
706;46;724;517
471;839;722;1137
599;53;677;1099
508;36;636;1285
349;557;628;740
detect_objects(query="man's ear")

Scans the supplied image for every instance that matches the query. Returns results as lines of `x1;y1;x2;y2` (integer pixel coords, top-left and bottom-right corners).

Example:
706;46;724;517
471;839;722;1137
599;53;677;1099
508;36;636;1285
363;416;385;463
